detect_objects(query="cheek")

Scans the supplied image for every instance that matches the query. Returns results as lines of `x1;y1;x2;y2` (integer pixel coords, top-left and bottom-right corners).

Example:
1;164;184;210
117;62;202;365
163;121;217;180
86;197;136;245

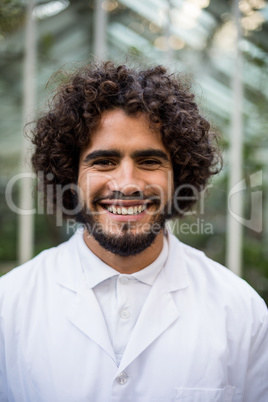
145;173;172;198
77;172;109;200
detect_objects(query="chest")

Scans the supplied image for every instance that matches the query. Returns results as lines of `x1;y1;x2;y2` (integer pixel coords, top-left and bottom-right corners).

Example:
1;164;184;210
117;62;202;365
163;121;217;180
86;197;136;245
3;289;241;402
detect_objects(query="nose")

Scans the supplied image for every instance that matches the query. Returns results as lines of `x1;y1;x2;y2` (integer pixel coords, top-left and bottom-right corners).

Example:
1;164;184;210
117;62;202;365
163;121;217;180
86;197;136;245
107;159;146;196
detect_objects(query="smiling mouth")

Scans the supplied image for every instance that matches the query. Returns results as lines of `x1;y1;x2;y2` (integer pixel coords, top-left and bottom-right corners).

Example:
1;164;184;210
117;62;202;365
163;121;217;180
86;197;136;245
104;205;147;215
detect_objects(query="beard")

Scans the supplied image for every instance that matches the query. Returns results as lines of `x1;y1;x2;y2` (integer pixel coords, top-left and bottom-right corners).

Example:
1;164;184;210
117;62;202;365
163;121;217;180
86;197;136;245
75;198;171;257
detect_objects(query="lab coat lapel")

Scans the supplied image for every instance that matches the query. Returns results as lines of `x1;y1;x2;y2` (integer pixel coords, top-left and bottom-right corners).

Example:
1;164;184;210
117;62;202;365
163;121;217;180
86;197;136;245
56;233;116;363
117;269;179;373
67;278;116;362
116;231;189;374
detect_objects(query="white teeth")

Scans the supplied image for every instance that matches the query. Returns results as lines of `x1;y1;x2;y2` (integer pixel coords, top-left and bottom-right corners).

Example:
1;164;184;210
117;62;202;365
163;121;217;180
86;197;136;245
106;205;147;215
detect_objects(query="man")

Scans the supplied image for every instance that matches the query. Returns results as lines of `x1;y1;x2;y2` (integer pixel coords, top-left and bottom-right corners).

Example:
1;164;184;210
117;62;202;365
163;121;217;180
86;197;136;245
0;61;267;402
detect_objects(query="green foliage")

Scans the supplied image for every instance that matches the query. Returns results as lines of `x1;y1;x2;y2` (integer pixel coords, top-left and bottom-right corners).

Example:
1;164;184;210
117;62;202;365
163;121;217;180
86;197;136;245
39;33;55;59
0;0;24;36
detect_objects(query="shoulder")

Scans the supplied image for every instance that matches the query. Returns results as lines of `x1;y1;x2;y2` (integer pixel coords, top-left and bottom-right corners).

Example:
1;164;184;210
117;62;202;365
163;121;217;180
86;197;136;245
168;232;267;320
0;233;76;305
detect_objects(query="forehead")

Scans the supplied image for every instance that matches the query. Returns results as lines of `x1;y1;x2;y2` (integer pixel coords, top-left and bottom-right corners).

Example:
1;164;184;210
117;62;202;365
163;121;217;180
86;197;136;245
87;109;166;151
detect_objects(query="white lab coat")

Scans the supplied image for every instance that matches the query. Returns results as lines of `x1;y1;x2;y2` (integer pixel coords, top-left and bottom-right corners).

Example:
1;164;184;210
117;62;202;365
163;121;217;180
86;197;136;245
0;230;267;402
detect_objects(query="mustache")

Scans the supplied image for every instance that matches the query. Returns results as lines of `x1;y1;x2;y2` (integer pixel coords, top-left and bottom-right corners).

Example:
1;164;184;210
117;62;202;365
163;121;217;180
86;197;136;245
92;191;161;205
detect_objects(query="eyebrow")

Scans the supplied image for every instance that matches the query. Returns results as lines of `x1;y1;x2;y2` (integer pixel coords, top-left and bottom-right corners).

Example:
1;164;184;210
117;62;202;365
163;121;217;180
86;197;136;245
83;150;122;163
131;149;169;161
83;148;169;163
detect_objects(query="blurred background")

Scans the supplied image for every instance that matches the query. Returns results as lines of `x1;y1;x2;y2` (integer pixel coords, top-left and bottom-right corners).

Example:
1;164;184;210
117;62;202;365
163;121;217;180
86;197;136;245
0;0;267;303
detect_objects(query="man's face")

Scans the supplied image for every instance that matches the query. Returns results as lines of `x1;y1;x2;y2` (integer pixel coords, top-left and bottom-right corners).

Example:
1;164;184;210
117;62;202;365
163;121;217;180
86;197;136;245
77;109;173;256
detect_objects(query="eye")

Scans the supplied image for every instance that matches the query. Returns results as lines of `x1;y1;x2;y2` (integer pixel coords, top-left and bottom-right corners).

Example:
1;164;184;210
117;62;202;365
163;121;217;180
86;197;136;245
92;159;116;167
142;160;160;164
139;159;161;168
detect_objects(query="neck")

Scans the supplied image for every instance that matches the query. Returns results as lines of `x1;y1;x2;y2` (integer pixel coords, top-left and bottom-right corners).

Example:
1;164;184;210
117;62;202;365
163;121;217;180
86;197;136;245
83;231;164;274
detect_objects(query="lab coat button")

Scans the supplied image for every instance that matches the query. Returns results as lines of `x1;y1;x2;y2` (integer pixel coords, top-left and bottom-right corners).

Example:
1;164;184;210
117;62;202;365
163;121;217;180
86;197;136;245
120;310;130;319
116;371;128;385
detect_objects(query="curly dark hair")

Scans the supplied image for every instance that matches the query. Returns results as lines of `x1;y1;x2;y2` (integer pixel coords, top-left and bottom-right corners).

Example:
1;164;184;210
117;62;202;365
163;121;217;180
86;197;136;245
31;61;221;219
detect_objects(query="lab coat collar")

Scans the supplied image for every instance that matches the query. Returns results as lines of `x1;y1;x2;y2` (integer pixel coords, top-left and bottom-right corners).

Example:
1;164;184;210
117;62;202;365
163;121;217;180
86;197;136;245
131;235;168;285
76;228;119;288
55;231;83;293
55;224;190;291
55;225;190;368
76;228;169;288
163;227;190;292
